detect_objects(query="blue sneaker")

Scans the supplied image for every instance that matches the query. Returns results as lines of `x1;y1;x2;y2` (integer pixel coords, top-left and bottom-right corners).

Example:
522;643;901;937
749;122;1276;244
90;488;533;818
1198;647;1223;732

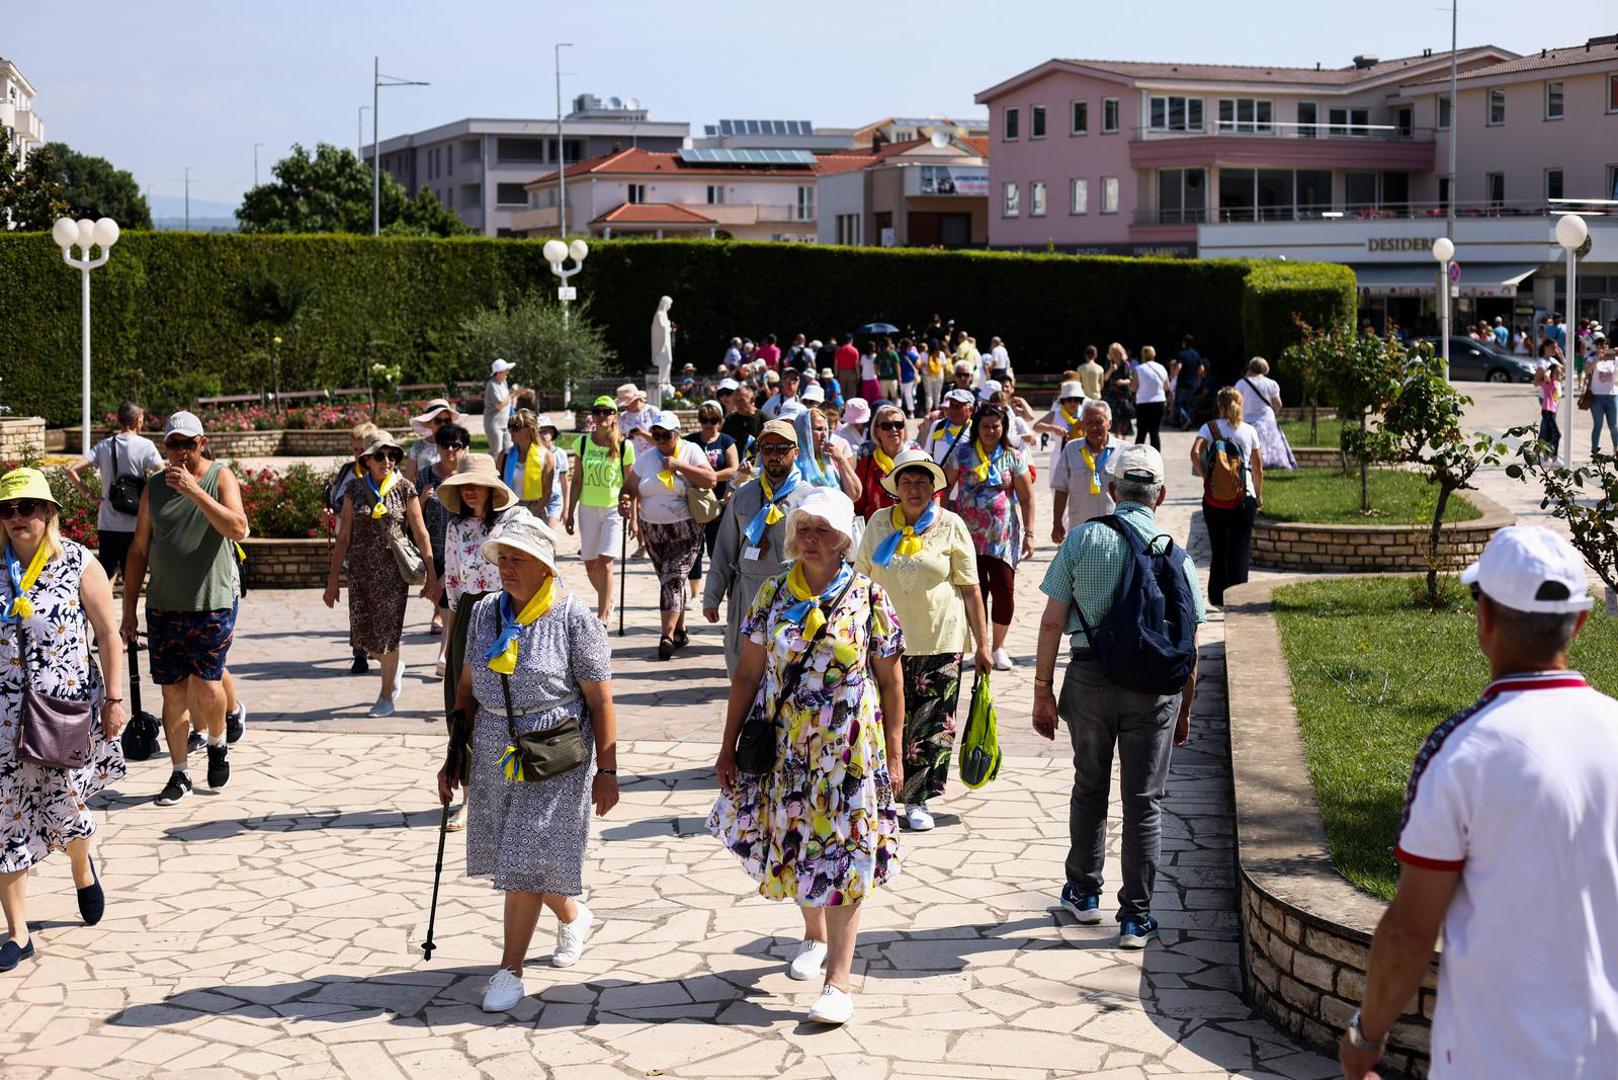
1119;914;1160;949
1059;883;1103;925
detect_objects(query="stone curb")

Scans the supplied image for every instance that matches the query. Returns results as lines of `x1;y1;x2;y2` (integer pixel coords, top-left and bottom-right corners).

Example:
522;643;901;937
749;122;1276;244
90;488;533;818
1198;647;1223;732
1253;489;1513;572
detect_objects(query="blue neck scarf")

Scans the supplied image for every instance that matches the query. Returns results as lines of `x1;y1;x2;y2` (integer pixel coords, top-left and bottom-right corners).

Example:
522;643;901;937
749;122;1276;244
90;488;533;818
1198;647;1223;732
743;465;802;546
871;501;938;567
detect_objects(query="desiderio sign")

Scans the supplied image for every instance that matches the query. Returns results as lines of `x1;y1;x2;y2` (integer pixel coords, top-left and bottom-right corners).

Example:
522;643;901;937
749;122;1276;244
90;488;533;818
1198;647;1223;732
1366;237;1441;253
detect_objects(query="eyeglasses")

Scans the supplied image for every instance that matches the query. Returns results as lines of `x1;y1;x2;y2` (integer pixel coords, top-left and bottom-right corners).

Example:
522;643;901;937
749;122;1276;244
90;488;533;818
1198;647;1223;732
876;420;906;432
165;437;199;452
758;442;796;455
439;442;467;452
0;499;44;519
652;430;676;440
591;408;617;417
430;415;451;425
372;450;403;462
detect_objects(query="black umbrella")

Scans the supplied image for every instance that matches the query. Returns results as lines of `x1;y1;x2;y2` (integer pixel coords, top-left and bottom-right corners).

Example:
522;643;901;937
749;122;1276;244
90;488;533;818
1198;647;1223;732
857;322;900;336
120;634;162;761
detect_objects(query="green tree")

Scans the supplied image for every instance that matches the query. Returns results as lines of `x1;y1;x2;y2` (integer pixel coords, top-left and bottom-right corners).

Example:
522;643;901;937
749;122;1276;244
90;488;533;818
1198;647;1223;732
234;273;320;408
1507;440;1618;600
1319;327;1407;512
236;142;469;236
0;141;68;230
457;295;613;405
38;142;152;228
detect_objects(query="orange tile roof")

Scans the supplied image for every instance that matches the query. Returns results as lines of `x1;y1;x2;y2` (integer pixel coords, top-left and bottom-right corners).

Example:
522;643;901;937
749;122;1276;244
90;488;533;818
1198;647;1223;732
529;146;820;185
591;203;717;226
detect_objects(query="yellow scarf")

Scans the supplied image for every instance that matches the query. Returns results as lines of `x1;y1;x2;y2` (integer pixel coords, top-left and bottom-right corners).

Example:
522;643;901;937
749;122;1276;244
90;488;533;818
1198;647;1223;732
3;541;49;622
872;445;895;476
785;562;830;639
971;441;993;482
656;454;676;489
1081;443;1106;495
760;472;787;526
891;504;925;557
1059;404;1081;441
507;445;548;501
486;577;559;676
368;471;399;519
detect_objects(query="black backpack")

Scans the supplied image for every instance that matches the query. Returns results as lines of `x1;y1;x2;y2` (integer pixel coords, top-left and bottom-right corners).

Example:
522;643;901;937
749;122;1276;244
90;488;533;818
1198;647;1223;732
1074;515;1197;695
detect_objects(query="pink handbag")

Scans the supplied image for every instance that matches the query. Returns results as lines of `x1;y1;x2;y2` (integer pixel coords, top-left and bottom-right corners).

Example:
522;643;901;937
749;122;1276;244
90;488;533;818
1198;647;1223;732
14;621;96;771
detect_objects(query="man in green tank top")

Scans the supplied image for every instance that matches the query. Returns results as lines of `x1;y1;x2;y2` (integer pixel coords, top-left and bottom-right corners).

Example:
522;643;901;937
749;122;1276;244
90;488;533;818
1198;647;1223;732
121;412;250;807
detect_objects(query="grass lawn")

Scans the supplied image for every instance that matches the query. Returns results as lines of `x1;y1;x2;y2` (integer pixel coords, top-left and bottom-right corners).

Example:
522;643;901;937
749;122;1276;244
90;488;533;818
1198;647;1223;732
1279;415;1343;448
1260;468;1481;525
1274;577;1618;899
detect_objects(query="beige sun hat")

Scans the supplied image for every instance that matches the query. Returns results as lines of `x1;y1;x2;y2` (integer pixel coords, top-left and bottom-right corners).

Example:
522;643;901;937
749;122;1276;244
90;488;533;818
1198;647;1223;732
879;447;948;498
361;430;405;457
435;453;518;515
409;398;462;435
479;507;558;575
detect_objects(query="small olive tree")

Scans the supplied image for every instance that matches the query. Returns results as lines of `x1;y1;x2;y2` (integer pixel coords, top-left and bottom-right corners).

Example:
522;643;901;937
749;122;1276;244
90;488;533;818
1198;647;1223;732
1507;438;1618;601
456;294;613;407
1316;328;1407;511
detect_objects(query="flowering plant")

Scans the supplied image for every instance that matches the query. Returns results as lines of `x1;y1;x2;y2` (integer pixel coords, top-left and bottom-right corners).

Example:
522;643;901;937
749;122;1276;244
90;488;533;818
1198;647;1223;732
232;462;335;539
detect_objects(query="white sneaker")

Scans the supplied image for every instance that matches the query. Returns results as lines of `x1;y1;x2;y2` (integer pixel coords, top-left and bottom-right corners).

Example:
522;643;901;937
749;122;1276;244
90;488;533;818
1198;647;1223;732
905;804;936;831
787;939;827;981
481;967;526;1012
392;668;406;699
552;904;594;968
993;648;1015;671
368;697;396;717
806;985;854;1025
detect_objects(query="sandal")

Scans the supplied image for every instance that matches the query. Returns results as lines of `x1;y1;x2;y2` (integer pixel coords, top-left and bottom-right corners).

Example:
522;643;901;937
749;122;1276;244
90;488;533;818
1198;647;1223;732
671;627;689;651
657;636;675;660
445;804;468;832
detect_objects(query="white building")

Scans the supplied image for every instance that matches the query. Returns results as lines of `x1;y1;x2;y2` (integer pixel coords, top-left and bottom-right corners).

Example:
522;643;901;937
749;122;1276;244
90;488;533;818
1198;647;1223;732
1;57;45;167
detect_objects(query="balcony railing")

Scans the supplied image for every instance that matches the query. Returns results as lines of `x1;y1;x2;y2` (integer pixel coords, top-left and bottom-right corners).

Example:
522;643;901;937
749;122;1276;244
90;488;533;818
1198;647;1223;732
1136;197;1615;226
1132;121;1435;142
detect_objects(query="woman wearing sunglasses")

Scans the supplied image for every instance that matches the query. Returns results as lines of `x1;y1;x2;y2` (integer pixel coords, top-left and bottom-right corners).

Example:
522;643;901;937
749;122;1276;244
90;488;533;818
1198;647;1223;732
564;397;634;625
683;401;738;602
0;468;128;974
621;411;717;659
418;423;471;672
852;404;917;520
324;431;438;716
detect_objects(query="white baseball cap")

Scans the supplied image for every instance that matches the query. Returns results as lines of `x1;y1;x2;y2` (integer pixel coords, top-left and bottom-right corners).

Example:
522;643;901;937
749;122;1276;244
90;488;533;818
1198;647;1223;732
490;358;516;374
650;409;681;432
1461;525;1592;613
717;378;740;392
977;379;1003;401
1109;444;1165;485
800;383;826;404
164;411;205;439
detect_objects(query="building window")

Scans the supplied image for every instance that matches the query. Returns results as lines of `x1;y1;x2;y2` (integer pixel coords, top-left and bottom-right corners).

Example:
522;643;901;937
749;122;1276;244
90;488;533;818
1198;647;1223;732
706;185;724;204
1070;178;1088;214
796;185;814;221
1546;169;1564;201
1071;100;1088;135
1610;165;1618;200
495;183;528;205
1030;180;1047;216
1610;74;1618;113
1003;107;1020;141
447;148;454;176
1546;81;1565;120
1101;176;1119;214
1002;181;1020;217
1030;105;1046;139
1102;98;1120;133
627;184;646;204
1328;107;1370;137
1438;95;1452;129
1148;96;1203;132
1438;176;1452;212
1217;98;1273;133
1485;172;1505;208
1488;87;1506;125
1154;168;1206;223
1298;102;1318;138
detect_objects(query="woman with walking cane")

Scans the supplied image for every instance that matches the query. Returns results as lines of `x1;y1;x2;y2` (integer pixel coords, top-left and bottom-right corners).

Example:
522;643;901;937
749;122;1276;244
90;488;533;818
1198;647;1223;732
436;509;619;1014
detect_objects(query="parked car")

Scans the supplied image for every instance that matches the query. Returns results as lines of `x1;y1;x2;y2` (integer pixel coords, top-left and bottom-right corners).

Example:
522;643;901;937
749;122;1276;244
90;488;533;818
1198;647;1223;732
1415;337;1536;383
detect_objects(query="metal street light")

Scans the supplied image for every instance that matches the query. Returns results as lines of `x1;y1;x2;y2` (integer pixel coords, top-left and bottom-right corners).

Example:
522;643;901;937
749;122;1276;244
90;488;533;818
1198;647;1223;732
52;217;120;453
371;58;430;236
1431;236;1454;381
545;238;588;408
1556;213;1588;467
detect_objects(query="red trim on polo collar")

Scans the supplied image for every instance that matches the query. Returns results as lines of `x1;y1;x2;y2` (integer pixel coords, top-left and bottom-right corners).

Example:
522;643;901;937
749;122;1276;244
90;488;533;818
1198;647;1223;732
1483;671;1588;697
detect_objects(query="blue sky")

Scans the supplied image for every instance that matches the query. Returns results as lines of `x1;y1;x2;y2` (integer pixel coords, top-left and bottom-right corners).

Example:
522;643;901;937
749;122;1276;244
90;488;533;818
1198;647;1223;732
10;0;1614;213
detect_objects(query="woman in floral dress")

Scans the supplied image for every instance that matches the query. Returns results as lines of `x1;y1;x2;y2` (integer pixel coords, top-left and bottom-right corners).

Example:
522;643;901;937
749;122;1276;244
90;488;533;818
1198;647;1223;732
944;404;1035;671
710;488;905;1028
0;468;128;973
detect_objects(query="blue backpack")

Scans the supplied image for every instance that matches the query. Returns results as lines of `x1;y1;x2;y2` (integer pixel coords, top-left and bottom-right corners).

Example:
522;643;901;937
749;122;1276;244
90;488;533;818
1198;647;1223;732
1074;515;1197;695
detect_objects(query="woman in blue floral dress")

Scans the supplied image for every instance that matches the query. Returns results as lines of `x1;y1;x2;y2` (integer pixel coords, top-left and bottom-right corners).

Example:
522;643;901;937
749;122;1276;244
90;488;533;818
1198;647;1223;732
710;489;905;1028
944;404;1035;671
0;468;128;973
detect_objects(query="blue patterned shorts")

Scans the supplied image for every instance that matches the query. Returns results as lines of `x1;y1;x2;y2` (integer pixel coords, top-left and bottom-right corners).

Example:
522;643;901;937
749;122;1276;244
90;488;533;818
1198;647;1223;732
147;605;237;685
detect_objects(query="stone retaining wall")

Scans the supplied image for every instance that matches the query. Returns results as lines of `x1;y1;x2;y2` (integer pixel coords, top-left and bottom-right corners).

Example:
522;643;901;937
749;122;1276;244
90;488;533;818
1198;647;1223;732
1225;577;1437;1078
0;417;46;460
241;537;341;588
1252;491;1512;572
1291;447;1345;469
56;428;415;458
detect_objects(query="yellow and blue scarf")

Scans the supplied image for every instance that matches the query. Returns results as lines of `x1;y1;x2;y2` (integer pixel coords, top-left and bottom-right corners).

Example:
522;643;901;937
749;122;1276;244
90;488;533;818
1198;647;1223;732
366;471;400;519
503;445;548;501
2;542;48;624
1081;443;1114;495
1058;403;1082;441
743;466;801;546
484;581;559;676
871;502;937;567
779;561;852;641
969;441;1006;486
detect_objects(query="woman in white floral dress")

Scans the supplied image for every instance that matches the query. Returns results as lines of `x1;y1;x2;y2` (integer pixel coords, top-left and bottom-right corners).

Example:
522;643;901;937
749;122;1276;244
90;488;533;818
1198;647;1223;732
709;489;905;1027
0;468;128;973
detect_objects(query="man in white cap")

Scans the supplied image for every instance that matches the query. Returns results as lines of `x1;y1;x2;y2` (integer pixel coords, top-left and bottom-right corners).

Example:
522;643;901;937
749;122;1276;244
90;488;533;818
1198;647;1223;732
924;389;976;467
1032;443;1204;950
1341;526;1618;1080
484;360;518;458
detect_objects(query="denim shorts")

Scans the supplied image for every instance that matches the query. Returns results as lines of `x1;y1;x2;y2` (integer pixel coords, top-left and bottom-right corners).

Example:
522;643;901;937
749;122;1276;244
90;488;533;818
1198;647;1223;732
147;604;237;685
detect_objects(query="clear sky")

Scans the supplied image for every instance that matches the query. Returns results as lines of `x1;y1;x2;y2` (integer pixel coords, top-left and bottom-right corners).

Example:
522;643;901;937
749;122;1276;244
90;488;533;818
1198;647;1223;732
9;0;1614;214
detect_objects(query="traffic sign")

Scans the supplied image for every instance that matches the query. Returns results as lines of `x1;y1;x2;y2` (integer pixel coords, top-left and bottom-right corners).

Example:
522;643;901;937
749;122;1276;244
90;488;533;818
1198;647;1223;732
557;286;578;301
1448;261;1461;284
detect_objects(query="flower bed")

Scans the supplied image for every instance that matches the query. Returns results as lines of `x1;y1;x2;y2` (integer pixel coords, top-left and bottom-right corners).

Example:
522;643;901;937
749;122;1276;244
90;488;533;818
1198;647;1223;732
57;427;416;458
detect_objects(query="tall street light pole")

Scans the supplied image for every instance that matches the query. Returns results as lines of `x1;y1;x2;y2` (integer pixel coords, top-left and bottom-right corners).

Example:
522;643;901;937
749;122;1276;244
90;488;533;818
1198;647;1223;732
1446;1;1458;239
52;217;121;453
183;166;194;230
1556;214;1588;468
372;57;431;236
555;43;572;239
1431;238;1454;382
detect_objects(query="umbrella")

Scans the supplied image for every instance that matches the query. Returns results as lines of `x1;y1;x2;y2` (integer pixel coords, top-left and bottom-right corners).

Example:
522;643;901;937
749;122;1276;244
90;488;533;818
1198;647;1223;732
857;322;900;336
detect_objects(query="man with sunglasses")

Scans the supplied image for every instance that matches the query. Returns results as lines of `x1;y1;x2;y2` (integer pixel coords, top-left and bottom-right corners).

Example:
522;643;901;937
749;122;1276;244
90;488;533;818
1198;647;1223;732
702;418;811;674
120;412;249;806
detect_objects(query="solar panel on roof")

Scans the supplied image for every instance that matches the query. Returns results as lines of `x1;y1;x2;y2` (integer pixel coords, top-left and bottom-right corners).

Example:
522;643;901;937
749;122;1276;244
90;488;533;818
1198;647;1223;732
678;147;818;166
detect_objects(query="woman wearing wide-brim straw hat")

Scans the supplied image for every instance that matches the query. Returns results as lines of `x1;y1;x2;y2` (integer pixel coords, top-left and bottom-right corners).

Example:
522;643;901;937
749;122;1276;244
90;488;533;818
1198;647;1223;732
433;454;517;829
855;447;993;833
405;398;463;485
0;467;128;974
438;510;619;1013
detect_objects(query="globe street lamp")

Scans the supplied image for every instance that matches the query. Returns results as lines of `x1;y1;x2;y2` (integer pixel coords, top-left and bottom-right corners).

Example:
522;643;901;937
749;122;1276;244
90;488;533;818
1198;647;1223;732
1431;236;1454;382
1556;213;1588;467
544;238;589;407
53;217;120;454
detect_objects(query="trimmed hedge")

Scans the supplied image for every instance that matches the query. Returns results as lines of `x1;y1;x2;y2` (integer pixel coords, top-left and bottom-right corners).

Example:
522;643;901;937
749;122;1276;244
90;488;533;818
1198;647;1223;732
0;233;1352;425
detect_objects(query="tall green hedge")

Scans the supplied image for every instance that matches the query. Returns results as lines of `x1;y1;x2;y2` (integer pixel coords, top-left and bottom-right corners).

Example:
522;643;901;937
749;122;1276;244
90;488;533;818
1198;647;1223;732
0;233;1352;425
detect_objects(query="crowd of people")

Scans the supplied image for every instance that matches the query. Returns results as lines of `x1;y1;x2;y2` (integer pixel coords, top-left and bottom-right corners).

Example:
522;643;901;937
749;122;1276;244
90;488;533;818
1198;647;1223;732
7;332;1615;1077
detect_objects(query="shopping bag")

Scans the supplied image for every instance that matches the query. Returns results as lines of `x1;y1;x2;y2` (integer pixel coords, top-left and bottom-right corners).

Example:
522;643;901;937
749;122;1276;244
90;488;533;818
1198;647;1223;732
958;671;1002;790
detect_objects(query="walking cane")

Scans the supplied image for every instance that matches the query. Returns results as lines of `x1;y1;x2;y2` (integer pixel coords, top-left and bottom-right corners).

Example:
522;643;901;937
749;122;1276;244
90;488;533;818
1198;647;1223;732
420;802;451;961
618;508;628;637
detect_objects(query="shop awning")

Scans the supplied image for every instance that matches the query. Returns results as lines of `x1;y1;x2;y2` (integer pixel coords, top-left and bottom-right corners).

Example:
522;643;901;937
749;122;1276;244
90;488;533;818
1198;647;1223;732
1353;264;1537;299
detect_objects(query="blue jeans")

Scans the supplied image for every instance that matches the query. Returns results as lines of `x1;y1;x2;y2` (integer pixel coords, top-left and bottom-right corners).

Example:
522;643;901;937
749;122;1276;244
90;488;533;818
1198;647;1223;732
1591;394;1618;455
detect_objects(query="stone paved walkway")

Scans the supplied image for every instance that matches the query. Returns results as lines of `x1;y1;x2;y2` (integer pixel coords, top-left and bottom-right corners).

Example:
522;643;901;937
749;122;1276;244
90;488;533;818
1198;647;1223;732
3;427;1347;1078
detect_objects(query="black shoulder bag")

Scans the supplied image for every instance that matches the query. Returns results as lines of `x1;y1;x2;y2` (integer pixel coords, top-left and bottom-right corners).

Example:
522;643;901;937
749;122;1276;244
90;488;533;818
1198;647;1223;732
735;574;858;775
107;437;146;516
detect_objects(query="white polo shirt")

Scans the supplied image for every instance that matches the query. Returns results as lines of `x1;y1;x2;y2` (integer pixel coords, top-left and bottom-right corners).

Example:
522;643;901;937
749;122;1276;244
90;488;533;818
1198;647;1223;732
1396;670;1618;1077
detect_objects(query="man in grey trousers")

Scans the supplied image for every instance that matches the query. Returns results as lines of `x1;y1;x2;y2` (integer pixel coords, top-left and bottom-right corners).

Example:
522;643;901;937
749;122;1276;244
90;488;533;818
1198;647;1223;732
1031;444;1204;949
701;418;812;674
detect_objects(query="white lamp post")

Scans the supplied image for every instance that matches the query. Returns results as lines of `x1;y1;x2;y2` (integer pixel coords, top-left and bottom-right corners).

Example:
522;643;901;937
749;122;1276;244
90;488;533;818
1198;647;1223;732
1431;236;1454;382
53;217;120;454
544;238;589;407
1556;213;1588;467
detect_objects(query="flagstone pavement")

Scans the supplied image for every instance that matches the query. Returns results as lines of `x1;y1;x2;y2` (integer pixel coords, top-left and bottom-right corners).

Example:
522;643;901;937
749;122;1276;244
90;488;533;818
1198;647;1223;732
6;422;1391;1079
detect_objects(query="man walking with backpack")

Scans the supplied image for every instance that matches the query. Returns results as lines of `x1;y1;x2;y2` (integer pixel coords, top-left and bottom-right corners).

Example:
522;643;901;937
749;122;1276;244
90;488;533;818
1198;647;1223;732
1032;444;1204;948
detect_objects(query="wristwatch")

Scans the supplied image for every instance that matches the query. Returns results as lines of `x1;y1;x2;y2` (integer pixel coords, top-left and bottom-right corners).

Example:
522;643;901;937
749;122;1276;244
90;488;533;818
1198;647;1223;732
1346;1011;1387;1053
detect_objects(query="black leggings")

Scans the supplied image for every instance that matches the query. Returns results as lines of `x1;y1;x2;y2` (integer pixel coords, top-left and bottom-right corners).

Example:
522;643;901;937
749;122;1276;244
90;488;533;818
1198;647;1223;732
977;554;1016;627
1203;496;1257;605
1134;402;1165;450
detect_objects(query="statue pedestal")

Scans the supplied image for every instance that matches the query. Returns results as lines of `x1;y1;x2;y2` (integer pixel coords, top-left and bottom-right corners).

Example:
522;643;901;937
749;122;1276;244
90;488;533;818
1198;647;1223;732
0;417;47;461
